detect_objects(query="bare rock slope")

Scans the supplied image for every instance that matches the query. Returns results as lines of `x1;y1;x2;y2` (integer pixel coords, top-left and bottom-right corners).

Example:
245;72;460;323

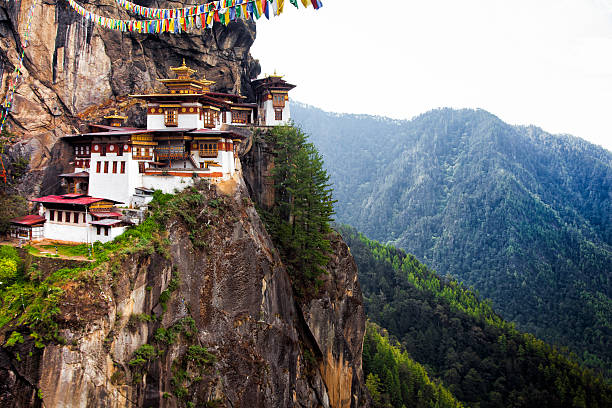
0;177;369;407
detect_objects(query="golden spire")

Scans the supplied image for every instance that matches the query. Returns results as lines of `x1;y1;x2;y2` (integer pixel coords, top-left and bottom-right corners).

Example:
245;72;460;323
171;59;196;79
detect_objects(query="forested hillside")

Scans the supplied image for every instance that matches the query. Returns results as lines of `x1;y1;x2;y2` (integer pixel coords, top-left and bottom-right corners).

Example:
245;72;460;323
293;104;612;374
339;225;612;407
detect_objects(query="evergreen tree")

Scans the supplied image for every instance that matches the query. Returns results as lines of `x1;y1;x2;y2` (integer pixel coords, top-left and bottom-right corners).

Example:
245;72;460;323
262;125;335;287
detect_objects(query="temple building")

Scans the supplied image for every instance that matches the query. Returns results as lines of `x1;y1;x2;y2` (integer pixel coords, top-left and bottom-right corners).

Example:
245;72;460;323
13;63;296;243
59;62;296;206
31;194;129;244
252;73;296;126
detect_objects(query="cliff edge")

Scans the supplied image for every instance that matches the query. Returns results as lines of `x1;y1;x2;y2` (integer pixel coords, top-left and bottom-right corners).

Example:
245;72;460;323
0;174;369;407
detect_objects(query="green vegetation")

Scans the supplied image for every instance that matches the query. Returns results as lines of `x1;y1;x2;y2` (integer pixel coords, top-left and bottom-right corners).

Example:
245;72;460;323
259;125;335;290
340;225;612;407
0;245;78;347
0;193;27;235
0;185;210;348
128;344;159;367
295;105;612;374
364;322;465;408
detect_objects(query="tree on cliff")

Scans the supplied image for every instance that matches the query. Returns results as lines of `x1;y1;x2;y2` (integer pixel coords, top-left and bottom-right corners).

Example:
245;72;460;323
262;125;335;287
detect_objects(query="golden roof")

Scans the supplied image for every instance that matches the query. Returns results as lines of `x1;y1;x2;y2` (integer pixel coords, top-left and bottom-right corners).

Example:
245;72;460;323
170;59;196;79
103;110;127;120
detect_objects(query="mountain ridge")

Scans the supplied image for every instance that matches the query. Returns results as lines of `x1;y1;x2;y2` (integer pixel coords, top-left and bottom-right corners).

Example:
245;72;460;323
292;103;612;374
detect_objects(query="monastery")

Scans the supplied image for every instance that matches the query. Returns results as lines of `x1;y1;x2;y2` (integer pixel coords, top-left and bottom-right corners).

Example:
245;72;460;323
10;62;295;244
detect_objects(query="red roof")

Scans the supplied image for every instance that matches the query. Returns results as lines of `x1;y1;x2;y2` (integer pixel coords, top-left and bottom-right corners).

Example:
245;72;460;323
31;194;122;205
10;214;46;226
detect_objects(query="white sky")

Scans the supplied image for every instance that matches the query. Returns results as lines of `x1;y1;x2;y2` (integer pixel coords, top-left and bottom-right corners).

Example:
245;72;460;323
251;0;612;151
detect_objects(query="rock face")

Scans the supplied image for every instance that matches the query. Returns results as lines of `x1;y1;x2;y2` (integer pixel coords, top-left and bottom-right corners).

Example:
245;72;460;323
0;177;369;407
0;0;260;197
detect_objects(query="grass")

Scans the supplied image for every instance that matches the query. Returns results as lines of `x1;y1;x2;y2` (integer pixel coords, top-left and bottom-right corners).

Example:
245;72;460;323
38;244;89;257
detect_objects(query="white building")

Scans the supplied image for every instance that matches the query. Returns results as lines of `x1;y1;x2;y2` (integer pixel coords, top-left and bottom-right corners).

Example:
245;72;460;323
23;62;298;245
252;73;296;126
30;194;128;244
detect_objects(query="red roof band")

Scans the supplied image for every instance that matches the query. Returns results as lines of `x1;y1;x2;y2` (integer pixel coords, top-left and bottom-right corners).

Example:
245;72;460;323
31;194;123;205
10;214;46;226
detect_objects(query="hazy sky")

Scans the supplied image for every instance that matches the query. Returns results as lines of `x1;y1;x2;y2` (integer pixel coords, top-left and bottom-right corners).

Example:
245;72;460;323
251;0;612;151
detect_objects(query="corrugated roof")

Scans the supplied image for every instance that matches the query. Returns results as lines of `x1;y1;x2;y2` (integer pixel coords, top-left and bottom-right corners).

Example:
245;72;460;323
10;214;46;226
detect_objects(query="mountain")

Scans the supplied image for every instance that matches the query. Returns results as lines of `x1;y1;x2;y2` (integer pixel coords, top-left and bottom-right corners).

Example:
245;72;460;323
292;103;612;374
340;225;612;408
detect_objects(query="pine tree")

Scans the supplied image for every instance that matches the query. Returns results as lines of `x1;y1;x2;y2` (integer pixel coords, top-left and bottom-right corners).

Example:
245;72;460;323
262;125;335;287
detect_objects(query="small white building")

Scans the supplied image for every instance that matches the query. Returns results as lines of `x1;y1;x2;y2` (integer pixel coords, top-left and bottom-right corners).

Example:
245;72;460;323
8;215;46;241
30;194;129;244
251;74;296;126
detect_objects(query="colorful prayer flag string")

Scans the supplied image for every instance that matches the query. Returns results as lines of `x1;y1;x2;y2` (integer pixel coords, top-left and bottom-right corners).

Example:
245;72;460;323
67;0;320;34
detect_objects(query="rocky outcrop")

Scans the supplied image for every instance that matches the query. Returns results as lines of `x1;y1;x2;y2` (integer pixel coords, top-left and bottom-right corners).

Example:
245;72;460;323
0;178;369;407
0;0;260;197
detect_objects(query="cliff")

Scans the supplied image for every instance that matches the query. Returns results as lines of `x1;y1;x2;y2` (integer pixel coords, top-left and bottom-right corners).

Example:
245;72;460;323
0;0;259;197
0;174;369;407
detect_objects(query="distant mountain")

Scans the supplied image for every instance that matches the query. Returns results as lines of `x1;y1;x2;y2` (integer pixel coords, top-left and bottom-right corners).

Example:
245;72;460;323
292;103;612;374
340;225;612;407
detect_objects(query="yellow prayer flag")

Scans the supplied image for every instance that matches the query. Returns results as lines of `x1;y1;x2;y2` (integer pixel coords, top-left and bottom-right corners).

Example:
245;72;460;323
301;0;309;7
278;0;284;14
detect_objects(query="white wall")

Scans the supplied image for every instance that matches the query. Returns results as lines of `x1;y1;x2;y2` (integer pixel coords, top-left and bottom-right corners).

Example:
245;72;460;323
44;221;90;243
263;100;291;126
89;151;140;205
141;175;196;194
92;226;126;243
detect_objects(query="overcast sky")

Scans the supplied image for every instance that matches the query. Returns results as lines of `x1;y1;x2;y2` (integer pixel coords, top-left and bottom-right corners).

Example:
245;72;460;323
251;0;612;151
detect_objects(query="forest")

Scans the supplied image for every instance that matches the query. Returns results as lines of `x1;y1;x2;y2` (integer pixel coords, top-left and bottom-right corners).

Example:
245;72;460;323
294;104;612;375
339;225;612;408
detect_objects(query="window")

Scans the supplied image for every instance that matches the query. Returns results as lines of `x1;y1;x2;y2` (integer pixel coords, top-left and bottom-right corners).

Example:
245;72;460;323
272;94;285;107
203;110;213;128
120;161;126;173
139;162;145;173
104;227;109;236
117;145;123;156
222;111;227;123
100;144;107;156
86;145;90;155
112;161;117;173
96;226;101;235
57;211;63;222
275;109;283;121
49;210;55;221
104;161;109;173
65;212;71;223
231;110;249;124
73;212;79;223
198;142;218;158
96;162;101;173
82;213;86;223
164;108;178;126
